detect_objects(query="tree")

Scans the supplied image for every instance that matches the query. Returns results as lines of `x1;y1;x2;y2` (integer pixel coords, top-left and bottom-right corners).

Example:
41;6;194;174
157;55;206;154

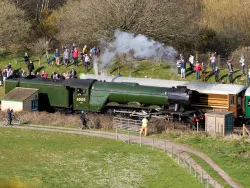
55;0;201;50
201;0;250;47
30;38;49;67
0;0;30;48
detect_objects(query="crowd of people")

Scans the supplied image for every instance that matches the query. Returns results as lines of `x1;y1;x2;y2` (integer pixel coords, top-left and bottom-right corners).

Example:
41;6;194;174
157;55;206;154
46;44;100;70
0;43;101;85
176;52;247;84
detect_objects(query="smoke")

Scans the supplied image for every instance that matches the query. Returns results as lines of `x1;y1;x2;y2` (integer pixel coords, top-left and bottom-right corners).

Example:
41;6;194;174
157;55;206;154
99;30;177;68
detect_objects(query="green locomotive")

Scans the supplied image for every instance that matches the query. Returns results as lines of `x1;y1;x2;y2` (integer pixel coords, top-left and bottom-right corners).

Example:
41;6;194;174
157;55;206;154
5;77;197;119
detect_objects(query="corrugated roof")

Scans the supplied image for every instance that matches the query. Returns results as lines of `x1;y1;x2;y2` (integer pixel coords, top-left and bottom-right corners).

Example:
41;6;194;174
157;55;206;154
3;87;38;101
83;74;247;95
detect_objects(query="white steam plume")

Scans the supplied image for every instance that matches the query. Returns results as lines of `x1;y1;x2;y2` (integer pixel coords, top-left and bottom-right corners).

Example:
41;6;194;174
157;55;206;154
99;30;177;68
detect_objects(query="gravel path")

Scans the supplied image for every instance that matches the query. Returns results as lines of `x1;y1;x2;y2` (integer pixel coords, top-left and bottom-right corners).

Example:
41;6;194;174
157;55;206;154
2;124;242;188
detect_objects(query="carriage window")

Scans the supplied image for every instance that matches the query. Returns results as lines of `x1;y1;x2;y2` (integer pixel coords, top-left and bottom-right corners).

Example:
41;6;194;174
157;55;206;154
230;96;235;106
82;89;87;94
237;97;242;107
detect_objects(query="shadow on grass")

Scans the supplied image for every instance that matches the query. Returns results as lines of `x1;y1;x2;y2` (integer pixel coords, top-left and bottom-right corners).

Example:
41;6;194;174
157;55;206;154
233;75;242;83
205;71;214;81
13;68;22;76
35;66;44;73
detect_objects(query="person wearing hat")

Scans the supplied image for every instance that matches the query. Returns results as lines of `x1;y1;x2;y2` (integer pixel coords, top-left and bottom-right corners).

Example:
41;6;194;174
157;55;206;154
80;110;87;129
140;117;149;136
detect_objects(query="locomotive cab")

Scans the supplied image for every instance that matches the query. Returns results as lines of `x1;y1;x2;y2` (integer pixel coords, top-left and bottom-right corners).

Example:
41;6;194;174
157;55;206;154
63;79;95;111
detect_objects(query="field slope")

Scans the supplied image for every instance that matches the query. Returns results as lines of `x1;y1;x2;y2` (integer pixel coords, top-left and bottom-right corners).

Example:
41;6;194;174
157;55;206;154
0;127;202;188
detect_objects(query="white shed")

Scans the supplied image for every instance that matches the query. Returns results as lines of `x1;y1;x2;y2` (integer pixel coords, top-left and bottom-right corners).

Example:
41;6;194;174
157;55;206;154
1;87;39;112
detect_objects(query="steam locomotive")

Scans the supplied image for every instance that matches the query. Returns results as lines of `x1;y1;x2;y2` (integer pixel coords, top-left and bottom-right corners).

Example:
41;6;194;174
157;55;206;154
4;76;200;123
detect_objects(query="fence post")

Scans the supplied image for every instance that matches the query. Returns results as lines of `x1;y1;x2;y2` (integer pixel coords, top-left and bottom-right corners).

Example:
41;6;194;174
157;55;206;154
128;131;130;144
189;162;191;173
178;152;180;164
207;176;209;188
164;140;166;152
152;138;154;150
195;165;197;178
171;145;173;158
140;134;142;147
201;170;203;183
116;128;118;140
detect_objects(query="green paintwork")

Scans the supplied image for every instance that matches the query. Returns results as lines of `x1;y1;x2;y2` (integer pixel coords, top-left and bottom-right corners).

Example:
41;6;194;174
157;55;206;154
5;79;69;110
89;82;167;111
245;96;250;117
5;79;169;112
73;88;89;111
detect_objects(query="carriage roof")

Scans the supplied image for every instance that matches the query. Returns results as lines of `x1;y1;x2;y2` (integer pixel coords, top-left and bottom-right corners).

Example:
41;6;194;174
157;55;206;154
83;74;247;95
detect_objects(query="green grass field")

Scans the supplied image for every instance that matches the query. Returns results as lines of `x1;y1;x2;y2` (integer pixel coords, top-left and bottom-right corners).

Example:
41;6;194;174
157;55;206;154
0;127;202;188
162;132;250;188
0;50;248;85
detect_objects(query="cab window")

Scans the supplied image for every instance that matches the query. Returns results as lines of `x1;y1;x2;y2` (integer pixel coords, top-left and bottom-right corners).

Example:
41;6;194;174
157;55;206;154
77;88;87;96
77;88;82;96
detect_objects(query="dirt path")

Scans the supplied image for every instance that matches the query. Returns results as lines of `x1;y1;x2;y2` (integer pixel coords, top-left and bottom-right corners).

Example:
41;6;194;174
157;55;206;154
3;124;242;188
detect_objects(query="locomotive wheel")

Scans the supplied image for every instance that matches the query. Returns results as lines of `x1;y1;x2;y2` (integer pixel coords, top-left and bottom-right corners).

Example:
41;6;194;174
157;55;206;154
87;120;96;129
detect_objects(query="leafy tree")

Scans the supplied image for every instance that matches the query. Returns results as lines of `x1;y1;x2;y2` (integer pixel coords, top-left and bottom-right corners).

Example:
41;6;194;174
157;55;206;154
0;0;30;48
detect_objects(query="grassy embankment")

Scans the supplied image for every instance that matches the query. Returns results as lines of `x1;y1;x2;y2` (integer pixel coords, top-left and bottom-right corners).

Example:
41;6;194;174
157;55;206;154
0;127;202;188
159;131;250;188
0;49;248;85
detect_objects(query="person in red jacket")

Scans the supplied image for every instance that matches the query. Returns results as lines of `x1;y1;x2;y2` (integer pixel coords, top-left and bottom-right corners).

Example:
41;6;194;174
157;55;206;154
195;61;201;79
72;48;79;66
193;114;199;131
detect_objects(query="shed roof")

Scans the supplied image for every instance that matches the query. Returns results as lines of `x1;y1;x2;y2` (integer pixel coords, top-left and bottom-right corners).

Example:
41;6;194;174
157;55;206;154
82;74;247;95
3;87;38;101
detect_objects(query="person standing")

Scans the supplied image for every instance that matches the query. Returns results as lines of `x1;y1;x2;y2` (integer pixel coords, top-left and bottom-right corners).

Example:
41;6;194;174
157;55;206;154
180;59;185;79
7;108;13;125
24;52;30;64
210;53;216;71
27;59;34;76
227;60;233;84
240;54;245;75
63;48;69;67
80;111;87;129
214;66;219;83
189;54;194;71
85;54;91;71
176;60;181;75
201;62;206;82
55;49;60;65
72;48;79;66
195;61;201;80
140;117;149;136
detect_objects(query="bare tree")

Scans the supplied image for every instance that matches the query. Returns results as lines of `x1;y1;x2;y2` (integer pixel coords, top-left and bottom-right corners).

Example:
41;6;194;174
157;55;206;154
56;0;201;49
0;0;30;48
30;38;49;67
